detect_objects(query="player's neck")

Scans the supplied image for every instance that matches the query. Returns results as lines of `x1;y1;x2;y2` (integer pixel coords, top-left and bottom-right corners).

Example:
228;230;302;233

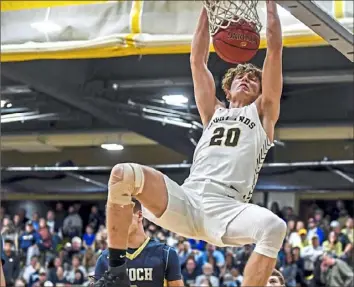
128;229;148;249
229;100;247;108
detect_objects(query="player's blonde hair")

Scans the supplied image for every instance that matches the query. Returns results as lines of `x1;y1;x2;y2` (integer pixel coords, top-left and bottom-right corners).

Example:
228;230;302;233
221;63;262;94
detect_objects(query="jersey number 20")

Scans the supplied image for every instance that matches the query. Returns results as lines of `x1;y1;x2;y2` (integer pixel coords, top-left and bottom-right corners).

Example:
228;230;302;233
210;127;241;147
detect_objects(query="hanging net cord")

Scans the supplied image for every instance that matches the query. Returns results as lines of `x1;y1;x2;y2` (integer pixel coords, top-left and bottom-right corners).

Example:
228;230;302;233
203;0;262;36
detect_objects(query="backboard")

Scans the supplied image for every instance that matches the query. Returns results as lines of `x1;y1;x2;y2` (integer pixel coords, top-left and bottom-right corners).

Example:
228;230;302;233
276;0;353;62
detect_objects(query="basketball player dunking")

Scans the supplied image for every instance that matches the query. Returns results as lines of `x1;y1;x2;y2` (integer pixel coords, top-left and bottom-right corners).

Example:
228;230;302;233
95;1;286;287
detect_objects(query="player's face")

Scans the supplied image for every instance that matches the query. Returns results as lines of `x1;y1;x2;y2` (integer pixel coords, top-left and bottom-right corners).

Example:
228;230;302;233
267;275;282;286
128;210;142;234
229;71;261;103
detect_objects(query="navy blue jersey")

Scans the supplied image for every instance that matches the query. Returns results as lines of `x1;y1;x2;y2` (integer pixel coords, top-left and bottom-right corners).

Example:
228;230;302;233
95;238;181;287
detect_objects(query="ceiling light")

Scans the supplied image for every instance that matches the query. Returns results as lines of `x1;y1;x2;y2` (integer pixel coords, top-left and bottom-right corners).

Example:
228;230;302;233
101;144;124;151
162;95;188;106
1;100;12;108
31;21;61;33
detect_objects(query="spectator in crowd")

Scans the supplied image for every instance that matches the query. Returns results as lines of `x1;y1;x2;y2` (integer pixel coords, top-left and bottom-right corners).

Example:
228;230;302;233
229;266;243;286
342;217;353;243
307;217;325;245
270;202;283;219
19;221;41;265
62;206;83;238
235;244;253;274
286;219;296;240
177;241;192;267
31;212;40;231
46;210;56;234
12;214;23;234
64;255;87;283
196;263;219;287
301;234;324;282
222;250;237;275
182;257;201;287
320;252;353;287
288;221;304;247
88;205;102;232
280;252;297;287
296;228;310;250
2;240;20;286
22;255;40;283
52;266;69;285
1;201;352;287
323;231;343;257
55;203;66;229
38;218;52;251
29;267;47;287
18;209;29;226
1;218;18;247
203;244;225;268
292;246;306;285
330;220;353;258
83;225;96;249
46;257;61;283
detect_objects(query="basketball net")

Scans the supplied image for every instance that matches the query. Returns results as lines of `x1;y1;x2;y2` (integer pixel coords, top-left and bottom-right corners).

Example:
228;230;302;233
202;0;262;36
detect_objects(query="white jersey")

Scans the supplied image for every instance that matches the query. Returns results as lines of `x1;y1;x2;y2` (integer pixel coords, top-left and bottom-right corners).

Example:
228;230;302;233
185;103;272;202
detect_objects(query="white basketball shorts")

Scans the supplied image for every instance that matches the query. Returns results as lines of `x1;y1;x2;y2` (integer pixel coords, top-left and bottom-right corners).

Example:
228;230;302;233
142;175;260;247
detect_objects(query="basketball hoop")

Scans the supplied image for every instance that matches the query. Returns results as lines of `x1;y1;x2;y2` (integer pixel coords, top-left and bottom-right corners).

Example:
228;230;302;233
203;0;262;36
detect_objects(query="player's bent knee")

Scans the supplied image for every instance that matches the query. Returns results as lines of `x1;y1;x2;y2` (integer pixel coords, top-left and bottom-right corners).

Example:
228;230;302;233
254;213;287;258
107;163;145;206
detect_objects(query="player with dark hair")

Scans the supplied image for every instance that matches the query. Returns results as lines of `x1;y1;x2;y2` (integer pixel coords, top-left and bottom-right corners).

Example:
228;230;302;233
95;1;285;287
93;201;183;287
267;269;285;287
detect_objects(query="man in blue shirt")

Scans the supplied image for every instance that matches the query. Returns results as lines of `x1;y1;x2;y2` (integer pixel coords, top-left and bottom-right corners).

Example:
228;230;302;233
94;201;183;287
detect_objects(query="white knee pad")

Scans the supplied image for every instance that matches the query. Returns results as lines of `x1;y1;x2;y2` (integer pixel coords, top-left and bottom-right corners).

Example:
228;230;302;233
254;214;287;258
107;163;145;205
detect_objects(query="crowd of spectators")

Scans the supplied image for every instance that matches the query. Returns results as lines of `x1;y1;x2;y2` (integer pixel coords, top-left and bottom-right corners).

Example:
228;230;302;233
1;200;353;287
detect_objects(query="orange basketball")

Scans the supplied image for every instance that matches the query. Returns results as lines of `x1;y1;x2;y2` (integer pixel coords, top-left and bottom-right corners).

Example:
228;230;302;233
213;21;260;64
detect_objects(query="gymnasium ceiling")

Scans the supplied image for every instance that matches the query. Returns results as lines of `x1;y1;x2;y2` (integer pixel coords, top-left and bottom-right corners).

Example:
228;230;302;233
1;45;353;163
1;45;354;195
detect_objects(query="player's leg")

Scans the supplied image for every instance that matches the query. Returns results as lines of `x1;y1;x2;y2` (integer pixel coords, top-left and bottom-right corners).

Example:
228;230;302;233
101;163;168;286
222;204;287;287
107;164;167;249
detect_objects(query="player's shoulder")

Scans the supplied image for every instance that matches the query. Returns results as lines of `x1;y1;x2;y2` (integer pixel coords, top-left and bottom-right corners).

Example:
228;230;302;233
147;240;178;256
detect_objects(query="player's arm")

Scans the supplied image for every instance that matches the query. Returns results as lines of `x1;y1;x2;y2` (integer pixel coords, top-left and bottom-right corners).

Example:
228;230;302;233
257;0;283;141
190;7;224;127
0;261;5;287
165;247;184;287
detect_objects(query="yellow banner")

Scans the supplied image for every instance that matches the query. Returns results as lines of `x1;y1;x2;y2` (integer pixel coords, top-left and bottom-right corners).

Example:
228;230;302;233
0;0;105;12
0;34;327;63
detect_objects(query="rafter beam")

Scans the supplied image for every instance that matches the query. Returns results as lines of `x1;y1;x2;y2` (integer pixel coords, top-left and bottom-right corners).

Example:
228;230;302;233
2;62;195;155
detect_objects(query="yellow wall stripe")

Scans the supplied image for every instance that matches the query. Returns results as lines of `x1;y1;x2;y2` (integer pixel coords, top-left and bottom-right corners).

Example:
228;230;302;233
0;1;105;12
0;34;327;63
125;0;143;47
334;0;344;19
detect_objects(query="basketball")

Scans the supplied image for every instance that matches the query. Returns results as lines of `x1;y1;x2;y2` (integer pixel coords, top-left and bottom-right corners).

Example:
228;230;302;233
213;21;260;64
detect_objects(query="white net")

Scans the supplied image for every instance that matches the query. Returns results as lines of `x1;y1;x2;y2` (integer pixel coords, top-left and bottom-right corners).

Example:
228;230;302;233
203;0;262;36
